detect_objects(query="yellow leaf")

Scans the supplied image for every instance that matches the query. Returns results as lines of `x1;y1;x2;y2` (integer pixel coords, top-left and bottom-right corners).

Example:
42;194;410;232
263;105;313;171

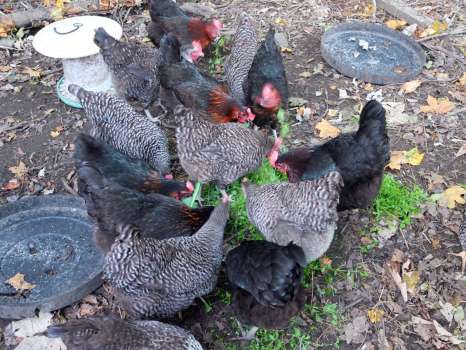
0;65;12;72
399;79;421;94
50;126;64;138
6;273;36;291
387;151;404;170
22;67;42;78
315;119;341;139
437;186;466;209
367;308;384;323
9;161;27;177
327;109;339;117
403;270;420;292
275;17;288;26
420;95;455;114
405;147;424;166
419;20;448;38
362;3;375;17
281;47;292;54
385;19;407;30
459;72;466;87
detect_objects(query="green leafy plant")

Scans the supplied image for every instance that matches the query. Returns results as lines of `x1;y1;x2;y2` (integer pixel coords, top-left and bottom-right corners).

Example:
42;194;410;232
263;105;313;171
208;35;228;74
373;174;427;229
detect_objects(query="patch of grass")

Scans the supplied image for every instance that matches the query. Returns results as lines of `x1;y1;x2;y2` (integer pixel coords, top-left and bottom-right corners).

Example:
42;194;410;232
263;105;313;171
248;326;311;350
373;174;427;229
215;288;232;305
203;160;287;243
304;303;343;328
208;35;228;74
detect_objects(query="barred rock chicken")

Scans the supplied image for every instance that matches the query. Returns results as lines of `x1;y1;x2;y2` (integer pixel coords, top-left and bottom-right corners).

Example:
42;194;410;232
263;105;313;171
148;0;222;62
243;172;342;263
73;133;192;197
459;207;466;251
224;12;258;104
159;58;255;123
246;26;288;133
103;195;229;318
45;314;203;350
93;27;160;113
68;85;171;177
76;163;212;253
175;106;281;194
226;241;306;339
275;100;390;211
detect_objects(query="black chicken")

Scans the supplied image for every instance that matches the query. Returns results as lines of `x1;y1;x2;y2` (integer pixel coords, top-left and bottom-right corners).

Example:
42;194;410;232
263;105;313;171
76;163;213;253
73;133;192;197
226;241;306;339
246;26;288;133
275;100;390;211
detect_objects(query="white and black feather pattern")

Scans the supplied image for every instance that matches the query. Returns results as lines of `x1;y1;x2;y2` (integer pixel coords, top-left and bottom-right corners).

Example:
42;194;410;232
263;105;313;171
69;85;170;175
243;172;342;262
175;106;272;188
95;27;161;106
45;315;203;349
224;12;258;104
103;200;229;318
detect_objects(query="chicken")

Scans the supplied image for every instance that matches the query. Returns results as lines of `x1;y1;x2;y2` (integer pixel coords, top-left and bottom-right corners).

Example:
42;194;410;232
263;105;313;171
275;100;390;211
148;0;222;62
224;12;258;105
246;26;289;132
45;314;203;350
459;207;466;251
68;84;171;177
175;105;281;192
93;27;160;110
159;58;255;123
76;162;213;253
226;241;306;338
103;195;229;318
73;133;192;197
242;172;342;263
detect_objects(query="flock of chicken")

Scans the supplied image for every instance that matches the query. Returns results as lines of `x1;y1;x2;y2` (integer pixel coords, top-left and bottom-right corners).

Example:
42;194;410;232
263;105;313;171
42;0;391;348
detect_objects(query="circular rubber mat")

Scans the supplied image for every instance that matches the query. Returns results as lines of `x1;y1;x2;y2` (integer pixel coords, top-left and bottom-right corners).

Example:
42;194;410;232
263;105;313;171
0;195;102;319
321;22;426;84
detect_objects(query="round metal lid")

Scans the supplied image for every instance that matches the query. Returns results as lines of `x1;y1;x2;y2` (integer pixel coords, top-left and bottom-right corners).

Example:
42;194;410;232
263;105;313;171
0;195;103;319
321;22;426;85
33;15;122;59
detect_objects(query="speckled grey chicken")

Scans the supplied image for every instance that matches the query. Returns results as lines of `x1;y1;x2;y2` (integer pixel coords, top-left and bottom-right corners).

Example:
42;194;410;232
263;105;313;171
175;105;281;191
94;27;160;110
73;133;191;197
224;12;258;104
103;195;229;319
45;314;203;350
76;163;212;253
242;172;342;262
459;207;466;251
68;85;171;177
226;241;306;339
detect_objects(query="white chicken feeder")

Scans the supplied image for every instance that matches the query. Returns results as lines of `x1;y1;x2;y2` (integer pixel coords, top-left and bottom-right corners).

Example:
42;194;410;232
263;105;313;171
33;16;123;108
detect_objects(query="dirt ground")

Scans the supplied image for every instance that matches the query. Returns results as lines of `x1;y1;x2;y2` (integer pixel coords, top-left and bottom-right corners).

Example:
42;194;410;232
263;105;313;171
0;0;465;349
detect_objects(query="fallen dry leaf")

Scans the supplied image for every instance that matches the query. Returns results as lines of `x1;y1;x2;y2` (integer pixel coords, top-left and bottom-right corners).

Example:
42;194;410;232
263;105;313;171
450;251;466;275
403;270;420;294
0;17;15;38
6;273;36;291
275;17;288;26
387;148;424;170
367;308;384;323
22;67;42;78
315;119;341;139
9;160;27;177
419;20;448;38
399;79;421;94
0;65;12;72
436;186;466;209
385;19;407;30
50;126;64;138
455;142;466;158
459;72;466;87
2;178;21;191
420;95;455;114
281;47;292;54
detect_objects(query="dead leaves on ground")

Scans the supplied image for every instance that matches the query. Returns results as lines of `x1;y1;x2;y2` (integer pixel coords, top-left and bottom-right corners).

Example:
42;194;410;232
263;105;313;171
385;20;407;30
367;308;384;323
420;96;455;114
315;119;341;139
399;79;422;94
434;186;466;209
387;147;424;170
9;160;27;177
387;249;420;302
0;17;14;38
6;273;36;291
